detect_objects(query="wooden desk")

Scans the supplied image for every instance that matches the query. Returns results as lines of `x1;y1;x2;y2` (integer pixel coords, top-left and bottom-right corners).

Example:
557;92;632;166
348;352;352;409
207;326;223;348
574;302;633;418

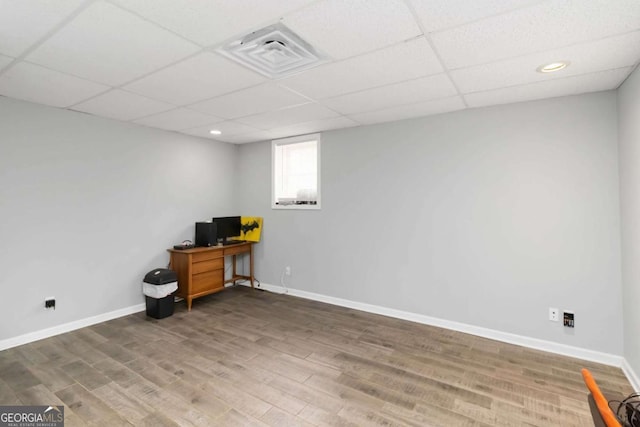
167;242;254;311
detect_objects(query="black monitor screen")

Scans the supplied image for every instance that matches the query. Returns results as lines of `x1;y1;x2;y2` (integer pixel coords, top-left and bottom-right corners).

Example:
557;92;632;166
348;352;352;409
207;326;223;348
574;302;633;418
195;222;217;247
212;216;241;242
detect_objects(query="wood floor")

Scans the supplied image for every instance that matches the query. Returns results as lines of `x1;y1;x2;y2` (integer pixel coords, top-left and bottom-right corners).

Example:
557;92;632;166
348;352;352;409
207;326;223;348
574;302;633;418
0;286;633;426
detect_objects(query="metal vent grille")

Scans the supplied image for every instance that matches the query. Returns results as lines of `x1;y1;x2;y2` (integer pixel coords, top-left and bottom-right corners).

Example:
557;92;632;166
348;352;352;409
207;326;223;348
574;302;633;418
216;23;325;78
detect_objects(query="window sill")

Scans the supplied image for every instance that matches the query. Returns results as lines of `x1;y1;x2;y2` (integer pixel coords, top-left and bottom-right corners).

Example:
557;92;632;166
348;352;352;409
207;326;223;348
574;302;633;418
272;204;321;210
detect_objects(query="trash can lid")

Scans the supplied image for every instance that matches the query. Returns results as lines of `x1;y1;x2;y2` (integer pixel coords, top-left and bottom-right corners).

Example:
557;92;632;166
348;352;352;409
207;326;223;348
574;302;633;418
144;268;177;285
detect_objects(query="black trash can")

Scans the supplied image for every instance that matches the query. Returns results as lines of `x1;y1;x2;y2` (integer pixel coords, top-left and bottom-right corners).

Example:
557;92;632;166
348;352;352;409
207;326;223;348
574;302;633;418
143;268;177;319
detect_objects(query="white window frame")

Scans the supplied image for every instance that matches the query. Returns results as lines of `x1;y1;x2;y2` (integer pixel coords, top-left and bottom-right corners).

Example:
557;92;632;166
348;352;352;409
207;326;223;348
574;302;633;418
271;133;321;210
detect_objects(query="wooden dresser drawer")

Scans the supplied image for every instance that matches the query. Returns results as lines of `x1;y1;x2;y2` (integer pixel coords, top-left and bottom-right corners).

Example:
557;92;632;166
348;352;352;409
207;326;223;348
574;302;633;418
192;258;223;275
192;270;223;294
224;244;250;256
192;250;223;263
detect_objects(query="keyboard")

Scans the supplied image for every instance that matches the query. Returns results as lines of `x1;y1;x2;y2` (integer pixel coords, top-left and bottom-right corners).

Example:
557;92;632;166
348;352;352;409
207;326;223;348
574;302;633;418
223;240;245;246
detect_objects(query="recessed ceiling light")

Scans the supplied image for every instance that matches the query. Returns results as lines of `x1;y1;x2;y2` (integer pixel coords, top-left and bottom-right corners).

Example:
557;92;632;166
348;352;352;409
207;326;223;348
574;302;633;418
209;129;222;135
537;61;570;73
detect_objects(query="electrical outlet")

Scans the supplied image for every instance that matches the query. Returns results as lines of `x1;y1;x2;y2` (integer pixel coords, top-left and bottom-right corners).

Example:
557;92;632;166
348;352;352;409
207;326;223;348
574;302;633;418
285;266;291;276
549;307;559;322
45;297;56;310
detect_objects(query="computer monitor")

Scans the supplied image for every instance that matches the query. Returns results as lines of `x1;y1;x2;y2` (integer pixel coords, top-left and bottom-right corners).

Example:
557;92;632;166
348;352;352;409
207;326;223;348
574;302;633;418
212;216;241;243
195;222;217;247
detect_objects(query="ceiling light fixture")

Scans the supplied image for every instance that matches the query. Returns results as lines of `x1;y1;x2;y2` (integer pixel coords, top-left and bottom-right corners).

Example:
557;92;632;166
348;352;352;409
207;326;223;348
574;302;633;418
537;61;570;73
209;129;222;135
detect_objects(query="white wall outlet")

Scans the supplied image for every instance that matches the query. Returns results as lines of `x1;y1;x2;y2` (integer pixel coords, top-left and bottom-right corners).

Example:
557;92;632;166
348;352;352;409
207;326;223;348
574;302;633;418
549;307;559;322
285;266;291;276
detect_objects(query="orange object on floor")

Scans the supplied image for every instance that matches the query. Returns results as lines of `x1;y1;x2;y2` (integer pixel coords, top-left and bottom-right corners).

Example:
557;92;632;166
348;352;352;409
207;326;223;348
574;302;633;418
581;368;622;427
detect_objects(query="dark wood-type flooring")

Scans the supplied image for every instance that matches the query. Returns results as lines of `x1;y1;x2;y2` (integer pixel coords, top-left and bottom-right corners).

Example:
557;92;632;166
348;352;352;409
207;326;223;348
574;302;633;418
0;286;634;426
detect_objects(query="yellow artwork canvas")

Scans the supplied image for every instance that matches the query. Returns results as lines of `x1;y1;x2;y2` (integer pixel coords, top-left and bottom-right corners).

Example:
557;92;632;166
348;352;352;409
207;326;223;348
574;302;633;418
240;217;263;242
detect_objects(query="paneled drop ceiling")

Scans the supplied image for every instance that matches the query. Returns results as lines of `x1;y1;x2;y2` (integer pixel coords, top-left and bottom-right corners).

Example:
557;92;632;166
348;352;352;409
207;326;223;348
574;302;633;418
1;0;639;144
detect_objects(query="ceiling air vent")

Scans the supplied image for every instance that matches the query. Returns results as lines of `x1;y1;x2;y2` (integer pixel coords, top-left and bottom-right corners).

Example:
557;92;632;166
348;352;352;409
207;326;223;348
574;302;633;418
216;23;326;78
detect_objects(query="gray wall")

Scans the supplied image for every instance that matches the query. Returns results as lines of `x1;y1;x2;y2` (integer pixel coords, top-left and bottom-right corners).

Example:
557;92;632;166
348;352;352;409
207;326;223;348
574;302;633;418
0;97;237;341
238;91;623;354
618;66;640;376
0;89;627;358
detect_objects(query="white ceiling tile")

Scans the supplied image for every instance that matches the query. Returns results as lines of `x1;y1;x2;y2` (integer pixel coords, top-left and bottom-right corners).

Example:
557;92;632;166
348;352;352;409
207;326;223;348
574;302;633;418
235;103;340;129
322;74;458;115
464;68;632;108
282;0;421;59
349;96;466;125
181;121;262;138
452;32;640;94
2;0;639;141
188;83;309;119
0;62;109;108
214;131;274;144
407;0;543;32
25;1;200;85
0;54;14;70
71;89;176;121
111;0;316;47
279;37;443;99
0;0;86;57
266;116;359;139
133;108;223;131
124;52;266;105
432;0;640;69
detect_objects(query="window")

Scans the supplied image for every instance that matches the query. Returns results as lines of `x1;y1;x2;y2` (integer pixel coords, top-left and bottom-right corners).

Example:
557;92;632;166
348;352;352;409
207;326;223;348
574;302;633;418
272;133;320;209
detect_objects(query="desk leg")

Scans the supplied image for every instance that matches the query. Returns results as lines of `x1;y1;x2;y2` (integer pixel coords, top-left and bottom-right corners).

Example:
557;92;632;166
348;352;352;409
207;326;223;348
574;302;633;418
186;297;192;311
232;254;237;285
250;244;254;289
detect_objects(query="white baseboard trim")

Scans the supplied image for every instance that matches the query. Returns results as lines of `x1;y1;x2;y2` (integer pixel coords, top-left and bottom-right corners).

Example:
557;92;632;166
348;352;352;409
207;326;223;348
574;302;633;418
0;303;146;351
247;282;624;368
622;359;640;392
